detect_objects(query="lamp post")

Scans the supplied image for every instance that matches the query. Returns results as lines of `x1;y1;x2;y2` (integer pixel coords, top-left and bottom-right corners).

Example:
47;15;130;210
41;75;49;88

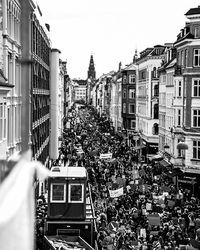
176;140;188;189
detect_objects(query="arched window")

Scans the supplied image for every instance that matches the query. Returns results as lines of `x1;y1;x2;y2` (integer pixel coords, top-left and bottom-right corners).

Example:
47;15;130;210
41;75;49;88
153;123;159;135
153;103;159;119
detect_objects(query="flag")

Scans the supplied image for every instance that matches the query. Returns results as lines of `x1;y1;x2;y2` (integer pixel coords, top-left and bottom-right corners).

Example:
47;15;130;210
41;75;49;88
0;150;50;250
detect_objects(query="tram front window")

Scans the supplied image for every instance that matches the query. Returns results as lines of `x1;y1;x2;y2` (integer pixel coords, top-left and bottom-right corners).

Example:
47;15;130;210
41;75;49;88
69;184;83;203
51;183;66;202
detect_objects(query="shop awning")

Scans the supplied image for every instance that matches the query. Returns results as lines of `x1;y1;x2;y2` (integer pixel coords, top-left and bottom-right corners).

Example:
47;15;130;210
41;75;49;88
159;160;171;168
183;168;200;175
171;168;184;177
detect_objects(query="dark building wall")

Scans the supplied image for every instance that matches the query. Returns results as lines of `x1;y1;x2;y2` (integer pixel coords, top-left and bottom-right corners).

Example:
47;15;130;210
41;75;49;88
20;0;34;152
31;12;51;164
121;69;136;130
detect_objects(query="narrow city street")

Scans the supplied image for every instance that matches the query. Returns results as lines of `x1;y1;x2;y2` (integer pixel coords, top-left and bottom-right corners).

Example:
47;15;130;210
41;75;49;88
36;104;200;250
1;2;200;250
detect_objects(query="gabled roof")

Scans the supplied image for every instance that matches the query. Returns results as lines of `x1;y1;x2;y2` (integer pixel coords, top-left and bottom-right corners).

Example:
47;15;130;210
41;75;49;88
158;56;176;72
174;32;194;44
122;63;136;72
185;6;200;16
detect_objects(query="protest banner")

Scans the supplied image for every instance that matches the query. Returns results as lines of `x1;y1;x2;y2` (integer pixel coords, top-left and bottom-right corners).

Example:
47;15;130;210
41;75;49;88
109;187;123;198
147;213;160;226
100;153;113;159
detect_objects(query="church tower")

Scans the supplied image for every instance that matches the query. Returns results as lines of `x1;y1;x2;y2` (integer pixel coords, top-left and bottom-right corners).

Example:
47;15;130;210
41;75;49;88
87;54;96;80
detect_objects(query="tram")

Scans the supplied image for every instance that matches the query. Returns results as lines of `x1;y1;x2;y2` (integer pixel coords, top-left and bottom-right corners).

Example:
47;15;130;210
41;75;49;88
43;166;97;250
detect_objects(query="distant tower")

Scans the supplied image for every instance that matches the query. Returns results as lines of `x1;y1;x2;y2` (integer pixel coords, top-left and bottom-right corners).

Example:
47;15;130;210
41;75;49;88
133;49;138;63
87;54;96;80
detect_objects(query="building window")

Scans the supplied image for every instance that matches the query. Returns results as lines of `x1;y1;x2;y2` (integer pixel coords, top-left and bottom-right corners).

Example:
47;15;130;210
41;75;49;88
193;109;200;127
0;104;3;141
194;49;200;67
193;140;200;159
184;49;188;68
152;67;157;78
123;90;126;98
3;103;6;139
129;89;135;99
154;85;159;96
7;107;11;146
177;109;181;126
177;139;183;157
153;103;159;119
193;79;200;97
50;183;66;203
129;104;135;114
194;27;199;38
131;120;135;129
181;50;184;66
68;184;84;203
178;81;182;97
123;103;126;113
152;123;159;135
129;75;135;84
123;75;126;84
8;52;13;85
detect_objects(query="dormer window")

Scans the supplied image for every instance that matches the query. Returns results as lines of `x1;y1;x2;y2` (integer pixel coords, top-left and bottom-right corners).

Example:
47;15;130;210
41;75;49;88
129;74;135;84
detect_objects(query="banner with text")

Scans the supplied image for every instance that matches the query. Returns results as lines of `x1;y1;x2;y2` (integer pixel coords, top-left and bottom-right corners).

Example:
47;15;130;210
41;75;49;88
109;187;124;198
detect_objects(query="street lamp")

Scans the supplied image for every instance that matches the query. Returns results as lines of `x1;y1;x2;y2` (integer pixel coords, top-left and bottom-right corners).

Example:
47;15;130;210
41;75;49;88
176;140;188;189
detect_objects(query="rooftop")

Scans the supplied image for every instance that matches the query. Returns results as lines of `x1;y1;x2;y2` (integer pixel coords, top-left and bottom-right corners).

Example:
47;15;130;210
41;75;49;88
50;166;87;178
185;6;200;16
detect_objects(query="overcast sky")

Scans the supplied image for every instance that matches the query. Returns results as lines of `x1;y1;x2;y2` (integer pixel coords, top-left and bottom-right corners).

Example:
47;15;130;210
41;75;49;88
37;0;199;79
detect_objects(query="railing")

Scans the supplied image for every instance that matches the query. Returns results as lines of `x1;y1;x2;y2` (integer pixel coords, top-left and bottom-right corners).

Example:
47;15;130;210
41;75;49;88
87;183;98;250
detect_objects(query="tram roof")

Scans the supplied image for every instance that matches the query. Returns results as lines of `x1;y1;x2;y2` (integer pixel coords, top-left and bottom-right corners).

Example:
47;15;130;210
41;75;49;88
50;167;87;178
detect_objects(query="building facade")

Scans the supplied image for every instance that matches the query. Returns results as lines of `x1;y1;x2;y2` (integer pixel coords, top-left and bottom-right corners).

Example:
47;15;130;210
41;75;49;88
136;45;165;158
30;4;51;167
0;0;14;158
3;0;22;157
110;69;122;132
73;79;87;102
158;45;177;166
121;64;137;131
172;6;200;178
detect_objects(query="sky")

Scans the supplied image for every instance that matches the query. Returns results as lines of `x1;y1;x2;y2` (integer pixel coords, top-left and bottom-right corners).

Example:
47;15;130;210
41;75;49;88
37;0;199;79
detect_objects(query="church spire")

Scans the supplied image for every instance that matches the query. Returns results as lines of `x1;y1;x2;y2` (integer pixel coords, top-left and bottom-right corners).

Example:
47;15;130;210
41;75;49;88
88;54;96;80
133;49;138;63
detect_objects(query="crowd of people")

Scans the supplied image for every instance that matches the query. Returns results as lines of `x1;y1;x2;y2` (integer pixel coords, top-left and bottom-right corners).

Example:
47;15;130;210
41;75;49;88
37;105;200;250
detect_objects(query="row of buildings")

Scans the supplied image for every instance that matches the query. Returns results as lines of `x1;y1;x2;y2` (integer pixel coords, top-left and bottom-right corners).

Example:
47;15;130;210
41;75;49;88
86;6;200;187
0;0;73;189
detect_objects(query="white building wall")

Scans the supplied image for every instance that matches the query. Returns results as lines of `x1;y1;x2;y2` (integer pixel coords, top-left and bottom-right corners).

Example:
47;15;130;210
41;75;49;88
3;0;22;157
50;49;60;160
